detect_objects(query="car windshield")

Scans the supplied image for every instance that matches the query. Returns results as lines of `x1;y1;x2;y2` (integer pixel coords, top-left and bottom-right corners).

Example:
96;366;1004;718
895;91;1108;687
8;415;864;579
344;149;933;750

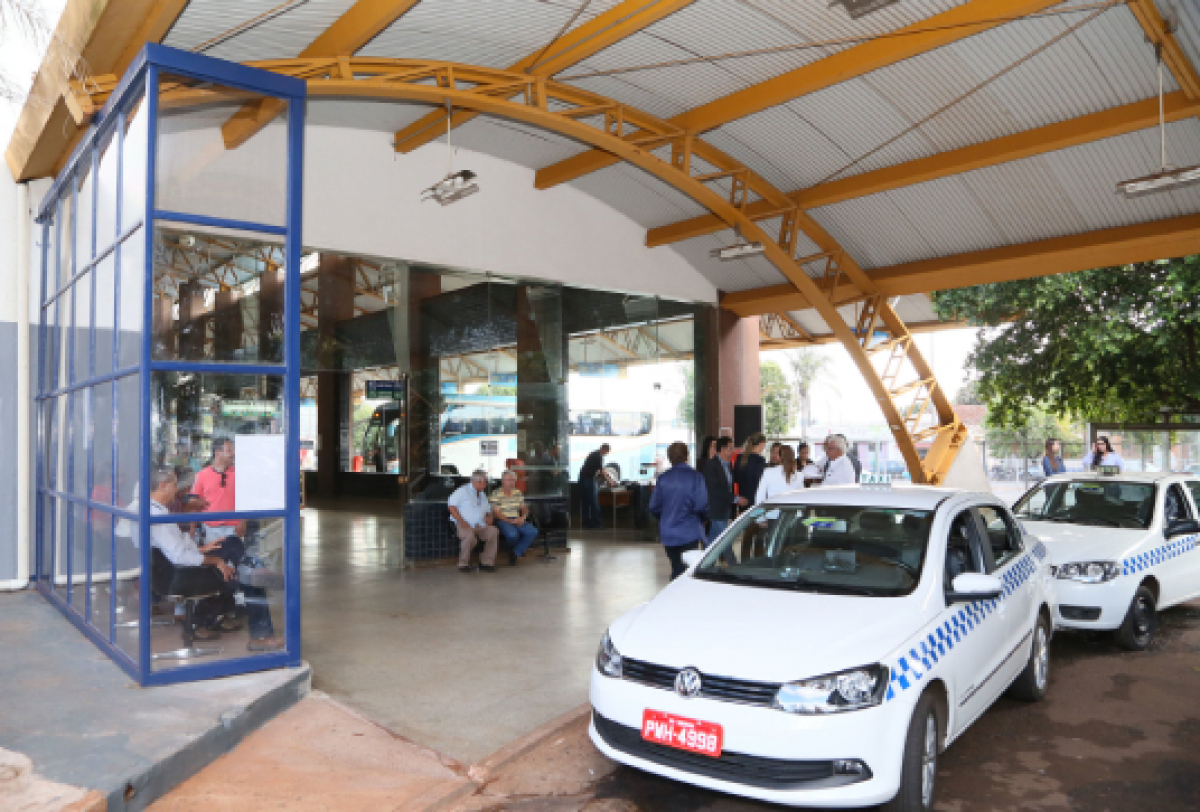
694;504;934;597
1013;480;1156;529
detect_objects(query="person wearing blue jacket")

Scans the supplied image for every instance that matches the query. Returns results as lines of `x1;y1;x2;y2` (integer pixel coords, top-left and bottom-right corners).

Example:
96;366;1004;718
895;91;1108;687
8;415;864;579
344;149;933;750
649;442;710;580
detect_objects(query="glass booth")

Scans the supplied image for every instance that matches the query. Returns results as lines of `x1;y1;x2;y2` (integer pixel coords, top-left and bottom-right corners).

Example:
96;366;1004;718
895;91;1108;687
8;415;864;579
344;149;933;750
33;44;305;685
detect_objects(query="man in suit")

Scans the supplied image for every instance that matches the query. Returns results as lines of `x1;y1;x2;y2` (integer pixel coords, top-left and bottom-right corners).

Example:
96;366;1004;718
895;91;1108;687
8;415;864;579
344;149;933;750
703;436;747;547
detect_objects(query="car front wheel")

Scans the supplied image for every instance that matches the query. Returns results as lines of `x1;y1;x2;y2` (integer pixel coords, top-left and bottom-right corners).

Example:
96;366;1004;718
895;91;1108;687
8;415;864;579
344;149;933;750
1114;586;1157;651
1007;613;1050;701
882;690;941;812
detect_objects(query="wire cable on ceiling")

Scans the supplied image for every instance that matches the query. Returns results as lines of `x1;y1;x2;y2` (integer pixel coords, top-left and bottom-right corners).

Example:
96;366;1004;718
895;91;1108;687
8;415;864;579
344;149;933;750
812;0;1121;187
526;0;594;73
556;1;1125;81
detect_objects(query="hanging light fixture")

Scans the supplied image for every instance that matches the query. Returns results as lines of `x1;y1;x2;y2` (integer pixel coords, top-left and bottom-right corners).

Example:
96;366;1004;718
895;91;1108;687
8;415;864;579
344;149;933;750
1117;14;1200;198
418;102;480;206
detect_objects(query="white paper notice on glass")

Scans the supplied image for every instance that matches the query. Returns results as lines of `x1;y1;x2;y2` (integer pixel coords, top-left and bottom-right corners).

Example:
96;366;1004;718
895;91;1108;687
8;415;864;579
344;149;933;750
235;434;286;511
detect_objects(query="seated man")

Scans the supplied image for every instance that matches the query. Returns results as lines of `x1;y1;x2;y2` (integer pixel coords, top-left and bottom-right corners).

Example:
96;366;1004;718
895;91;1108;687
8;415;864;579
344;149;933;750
137;465;284;652
449;471;500;573
491;470;538;566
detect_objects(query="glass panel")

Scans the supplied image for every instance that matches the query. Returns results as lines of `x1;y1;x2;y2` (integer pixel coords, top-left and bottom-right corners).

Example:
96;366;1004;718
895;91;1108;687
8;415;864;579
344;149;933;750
96;124;119;253
59;190;74;294
112;502;142;663
53;497;68;605
118;228;144;370
93;382;114;505
76;161;95;269
151;371;287;513
115;375;141;510
95;254;116;377
150;515;286;670
52;394;68;497
121;96;149;234
36;493;53;586
156;74;288;227
71;388;90;499
73;271;92;383
41;299;59;394
152;225;285;364
69;502;88;616
40;211;57;307
89;512;114;634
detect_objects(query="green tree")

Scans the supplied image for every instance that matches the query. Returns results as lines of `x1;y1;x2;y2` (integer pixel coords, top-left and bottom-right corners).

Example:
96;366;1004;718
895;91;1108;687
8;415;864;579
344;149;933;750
933;256;1200;426
954;379;983;406
760;361;792;437
783;349;832;436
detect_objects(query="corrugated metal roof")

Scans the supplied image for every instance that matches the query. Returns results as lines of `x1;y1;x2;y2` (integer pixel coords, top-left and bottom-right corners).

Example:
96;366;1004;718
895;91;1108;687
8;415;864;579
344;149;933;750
165;0;359;62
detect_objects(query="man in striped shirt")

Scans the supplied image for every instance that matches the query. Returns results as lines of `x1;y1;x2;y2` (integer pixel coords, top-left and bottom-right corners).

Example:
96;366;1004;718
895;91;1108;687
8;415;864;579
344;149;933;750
491;470;538;566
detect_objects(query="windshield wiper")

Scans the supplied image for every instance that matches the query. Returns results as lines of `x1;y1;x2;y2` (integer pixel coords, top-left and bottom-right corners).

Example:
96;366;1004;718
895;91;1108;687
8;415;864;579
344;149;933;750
695;569;753;584
1081;518;1122;528
791;578;878;596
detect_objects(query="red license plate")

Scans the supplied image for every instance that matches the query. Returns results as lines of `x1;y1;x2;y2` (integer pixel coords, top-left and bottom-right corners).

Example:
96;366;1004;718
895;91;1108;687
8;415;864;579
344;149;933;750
641;710;723;757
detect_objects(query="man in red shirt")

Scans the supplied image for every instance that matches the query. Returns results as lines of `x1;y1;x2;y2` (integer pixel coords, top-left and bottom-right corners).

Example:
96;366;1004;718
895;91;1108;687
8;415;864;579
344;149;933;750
192;438;243;542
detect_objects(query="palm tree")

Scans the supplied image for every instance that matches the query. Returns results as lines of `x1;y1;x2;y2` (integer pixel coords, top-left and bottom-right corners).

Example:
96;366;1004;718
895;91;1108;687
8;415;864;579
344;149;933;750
785;348;833;438
0;0;49;104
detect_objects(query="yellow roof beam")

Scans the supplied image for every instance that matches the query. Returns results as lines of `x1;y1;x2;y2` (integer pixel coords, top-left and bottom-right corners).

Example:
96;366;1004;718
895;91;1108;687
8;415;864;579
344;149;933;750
722;214;1200;318
392;0;695;154
1128;0;1200;99
647;91;1200;247
5;0;190;180
223;0;425;149
535;0;1059;189
760;319;967;349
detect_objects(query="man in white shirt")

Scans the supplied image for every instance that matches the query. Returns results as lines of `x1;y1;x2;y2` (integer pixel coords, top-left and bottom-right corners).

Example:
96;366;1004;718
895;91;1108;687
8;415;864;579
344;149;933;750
449;471;500;573
818;435;858;487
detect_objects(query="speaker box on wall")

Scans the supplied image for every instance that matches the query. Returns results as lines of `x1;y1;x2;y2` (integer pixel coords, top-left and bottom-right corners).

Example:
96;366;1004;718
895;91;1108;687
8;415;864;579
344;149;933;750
733;405;763;447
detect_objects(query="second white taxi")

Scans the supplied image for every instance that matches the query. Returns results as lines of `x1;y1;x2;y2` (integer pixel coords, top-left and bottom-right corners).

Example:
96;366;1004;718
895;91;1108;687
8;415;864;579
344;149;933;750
590;485;1055;810
1013;471;1200;649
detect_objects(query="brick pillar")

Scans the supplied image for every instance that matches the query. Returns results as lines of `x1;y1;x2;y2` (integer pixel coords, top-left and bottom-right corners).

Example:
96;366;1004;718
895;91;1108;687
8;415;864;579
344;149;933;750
717;308;760;438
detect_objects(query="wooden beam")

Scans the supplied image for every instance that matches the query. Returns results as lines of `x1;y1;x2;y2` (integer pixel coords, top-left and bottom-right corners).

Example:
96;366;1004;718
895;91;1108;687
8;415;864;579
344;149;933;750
393;0;695;153
6;0;192;180
647;92;1200;247
223;0;425;148
723;214;1200;317
534;0;1059;189
1128;0;1200;100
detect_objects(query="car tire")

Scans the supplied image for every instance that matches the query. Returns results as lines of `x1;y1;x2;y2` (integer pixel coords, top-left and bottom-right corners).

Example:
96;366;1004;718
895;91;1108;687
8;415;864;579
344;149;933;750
1114;586;1157;651
881;690;941;812
1007;613;1050;701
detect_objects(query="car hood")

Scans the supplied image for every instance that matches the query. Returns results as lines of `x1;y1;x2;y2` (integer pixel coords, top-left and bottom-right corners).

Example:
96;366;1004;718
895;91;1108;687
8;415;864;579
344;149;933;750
1021;521;1149;563
614;575;926;684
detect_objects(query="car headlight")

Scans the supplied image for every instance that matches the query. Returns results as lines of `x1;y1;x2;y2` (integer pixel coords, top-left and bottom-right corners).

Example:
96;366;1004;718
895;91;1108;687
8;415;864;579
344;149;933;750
1055;561;1121;583
596;631;623;678
773;665;889;714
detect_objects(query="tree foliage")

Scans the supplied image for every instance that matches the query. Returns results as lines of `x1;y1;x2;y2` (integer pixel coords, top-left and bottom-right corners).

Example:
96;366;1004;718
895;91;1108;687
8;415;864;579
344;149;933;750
784;349;832;434
760;361;792;437
933;256;1200;427
678;366;695;431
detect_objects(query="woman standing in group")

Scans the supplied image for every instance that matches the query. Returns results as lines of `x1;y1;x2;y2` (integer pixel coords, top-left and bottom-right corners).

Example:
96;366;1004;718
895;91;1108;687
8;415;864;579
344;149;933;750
768;442;783;467
756;446;805;504
1041;438;1067;477
797;441;823;486
733;433;768;512
698;436;717;468
1085;436;1123;470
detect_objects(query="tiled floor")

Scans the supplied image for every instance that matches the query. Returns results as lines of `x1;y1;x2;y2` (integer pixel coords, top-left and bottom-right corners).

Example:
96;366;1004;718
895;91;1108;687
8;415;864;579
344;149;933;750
298;503;672;764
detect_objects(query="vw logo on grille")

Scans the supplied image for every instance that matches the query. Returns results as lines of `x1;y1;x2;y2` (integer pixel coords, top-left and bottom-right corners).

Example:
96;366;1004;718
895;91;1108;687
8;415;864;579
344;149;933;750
675;667;703;698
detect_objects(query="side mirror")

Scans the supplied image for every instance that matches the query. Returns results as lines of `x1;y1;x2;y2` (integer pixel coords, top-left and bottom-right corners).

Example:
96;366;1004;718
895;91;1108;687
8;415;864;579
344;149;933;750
681;549;704;569
1166;519;1200;538
947;572;1004;603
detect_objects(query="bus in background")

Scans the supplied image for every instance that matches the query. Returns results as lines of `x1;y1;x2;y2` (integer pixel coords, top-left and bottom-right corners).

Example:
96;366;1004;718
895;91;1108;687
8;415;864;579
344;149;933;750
361;395;656;482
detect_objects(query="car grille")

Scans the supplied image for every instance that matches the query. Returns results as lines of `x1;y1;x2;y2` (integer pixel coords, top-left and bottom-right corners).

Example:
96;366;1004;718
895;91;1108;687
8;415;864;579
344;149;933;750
592;712;870;790
622;657;782;708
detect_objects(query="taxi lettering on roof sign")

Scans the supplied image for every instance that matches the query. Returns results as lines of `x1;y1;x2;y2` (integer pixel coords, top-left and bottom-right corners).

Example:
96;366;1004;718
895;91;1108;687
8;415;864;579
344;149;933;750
590;485;1055;811
1013;472;1200;651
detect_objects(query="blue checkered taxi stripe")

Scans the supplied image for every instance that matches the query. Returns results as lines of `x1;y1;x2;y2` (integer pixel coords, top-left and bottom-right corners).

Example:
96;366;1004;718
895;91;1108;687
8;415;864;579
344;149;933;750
884;552;1041;703
1122;534;1198;577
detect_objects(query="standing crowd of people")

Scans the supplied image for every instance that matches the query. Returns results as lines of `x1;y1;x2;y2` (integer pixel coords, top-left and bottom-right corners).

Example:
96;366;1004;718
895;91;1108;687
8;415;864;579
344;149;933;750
648;433;864;579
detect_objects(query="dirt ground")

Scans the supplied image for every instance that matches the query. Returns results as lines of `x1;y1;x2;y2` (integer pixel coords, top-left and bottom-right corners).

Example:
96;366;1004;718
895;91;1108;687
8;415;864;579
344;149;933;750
450;600;1200;812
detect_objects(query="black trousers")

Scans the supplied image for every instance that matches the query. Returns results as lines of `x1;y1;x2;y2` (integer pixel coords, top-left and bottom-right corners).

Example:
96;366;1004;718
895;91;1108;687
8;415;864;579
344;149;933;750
184;537;275;639
664;541;702;580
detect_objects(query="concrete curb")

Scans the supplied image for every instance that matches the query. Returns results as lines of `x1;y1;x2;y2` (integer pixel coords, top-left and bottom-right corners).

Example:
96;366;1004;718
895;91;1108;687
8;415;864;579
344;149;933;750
105;664;312;812
469;703;592;785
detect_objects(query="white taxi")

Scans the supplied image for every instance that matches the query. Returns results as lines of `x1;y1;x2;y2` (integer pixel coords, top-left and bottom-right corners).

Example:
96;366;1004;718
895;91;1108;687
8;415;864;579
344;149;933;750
589;485;1055;811
1012;471;1200;649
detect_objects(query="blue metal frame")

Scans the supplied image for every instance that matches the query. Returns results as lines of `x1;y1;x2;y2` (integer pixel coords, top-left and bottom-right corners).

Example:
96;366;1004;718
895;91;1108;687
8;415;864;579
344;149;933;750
33;44;306;686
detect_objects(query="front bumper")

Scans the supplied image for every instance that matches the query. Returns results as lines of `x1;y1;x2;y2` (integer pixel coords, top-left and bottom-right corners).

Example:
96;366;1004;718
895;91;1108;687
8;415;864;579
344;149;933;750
589;667;911;808
1051;578;1132;631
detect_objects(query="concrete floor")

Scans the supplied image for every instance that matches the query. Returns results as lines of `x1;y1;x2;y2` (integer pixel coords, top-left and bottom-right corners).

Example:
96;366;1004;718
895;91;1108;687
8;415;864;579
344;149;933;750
299;503;672;764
